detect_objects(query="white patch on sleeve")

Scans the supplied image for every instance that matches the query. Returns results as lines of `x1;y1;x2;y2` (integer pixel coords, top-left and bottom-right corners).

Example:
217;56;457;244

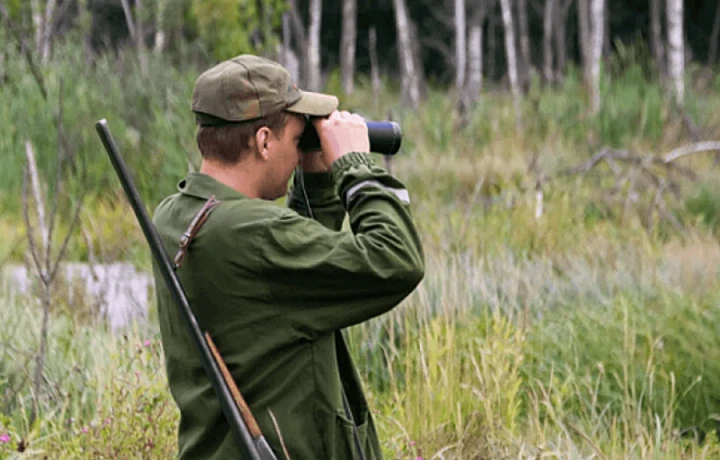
345;180;410;205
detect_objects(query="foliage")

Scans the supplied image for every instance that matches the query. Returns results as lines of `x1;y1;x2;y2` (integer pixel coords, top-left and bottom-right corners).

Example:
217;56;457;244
3;40;720;459
188;0;286;61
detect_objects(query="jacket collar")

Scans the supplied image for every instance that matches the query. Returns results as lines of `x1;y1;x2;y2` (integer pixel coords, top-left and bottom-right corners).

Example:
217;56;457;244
177;172;248;201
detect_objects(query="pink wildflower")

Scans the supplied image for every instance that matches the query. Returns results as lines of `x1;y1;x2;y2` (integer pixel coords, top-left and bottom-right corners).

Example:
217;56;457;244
410;440;416;446
144;340;151;347
82;427;89;434
0;434;10;443
416;457;423;460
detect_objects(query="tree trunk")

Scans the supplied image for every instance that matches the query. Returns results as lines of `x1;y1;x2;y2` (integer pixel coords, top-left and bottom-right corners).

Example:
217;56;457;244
154;0;166;53
708;0;720;66
517;0;531;91
369;26;381;108
307;0;322;91
499;0;522;129
455;0;466;94
488;5;497;80
341;0;357;95
666;0;684;104
40;0;56;64
120;0;147;76
589;0;605;113
650;0;665;76
578;0;591;82
554;0;573;81
543;0;555;82
31;0;43;56
467;18;483;103
287;0;307;87
393;0;421;109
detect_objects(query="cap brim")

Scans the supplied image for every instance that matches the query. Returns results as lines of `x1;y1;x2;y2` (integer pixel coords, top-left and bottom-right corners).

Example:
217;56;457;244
286;90;338;117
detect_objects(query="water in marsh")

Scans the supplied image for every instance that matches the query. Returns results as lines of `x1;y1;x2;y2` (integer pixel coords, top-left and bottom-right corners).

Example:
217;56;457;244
2;263;151;330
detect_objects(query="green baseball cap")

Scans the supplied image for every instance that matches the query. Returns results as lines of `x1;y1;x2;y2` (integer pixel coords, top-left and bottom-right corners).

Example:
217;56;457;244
192;55;338;126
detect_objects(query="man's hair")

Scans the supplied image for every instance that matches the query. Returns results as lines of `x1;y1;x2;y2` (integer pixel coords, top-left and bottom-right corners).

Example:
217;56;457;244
196;111;289;164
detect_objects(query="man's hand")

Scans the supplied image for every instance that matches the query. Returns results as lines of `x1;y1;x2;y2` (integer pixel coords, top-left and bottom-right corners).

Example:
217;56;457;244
312;111;369;168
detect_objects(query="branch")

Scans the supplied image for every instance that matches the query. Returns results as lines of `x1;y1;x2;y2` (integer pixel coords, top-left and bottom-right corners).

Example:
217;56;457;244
664;141;720;163
0;3;48;100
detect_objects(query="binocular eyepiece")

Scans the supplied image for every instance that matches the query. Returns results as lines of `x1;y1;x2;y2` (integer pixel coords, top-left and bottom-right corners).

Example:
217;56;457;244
299;120;403;156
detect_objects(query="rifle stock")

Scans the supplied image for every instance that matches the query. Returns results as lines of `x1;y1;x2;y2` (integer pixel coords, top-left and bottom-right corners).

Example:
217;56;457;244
95;119;278;460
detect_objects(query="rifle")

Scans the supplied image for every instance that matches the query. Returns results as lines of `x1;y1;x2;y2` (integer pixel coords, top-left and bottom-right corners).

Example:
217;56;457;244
95;119;277;460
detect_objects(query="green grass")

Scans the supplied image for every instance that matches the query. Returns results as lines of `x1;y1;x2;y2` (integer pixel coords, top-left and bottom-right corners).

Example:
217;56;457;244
3;42;720;458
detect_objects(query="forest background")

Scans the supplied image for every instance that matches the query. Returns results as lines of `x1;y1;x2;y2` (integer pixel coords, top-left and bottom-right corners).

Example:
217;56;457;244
2;0;720;458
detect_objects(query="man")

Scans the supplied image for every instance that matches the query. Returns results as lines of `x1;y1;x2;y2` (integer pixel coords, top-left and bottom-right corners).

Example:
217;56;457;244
153;54;424;459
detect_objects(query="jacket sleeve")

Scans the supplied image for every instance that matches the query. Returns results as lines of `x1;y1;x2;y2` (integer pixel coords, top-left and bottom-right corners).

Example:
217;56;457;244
259;152;425;337
287;170;345;231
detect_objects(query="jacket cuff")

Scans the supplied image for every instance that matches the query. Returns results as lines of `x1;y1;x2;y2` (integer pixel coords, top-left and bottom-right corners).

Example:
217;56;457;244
330;152;375;182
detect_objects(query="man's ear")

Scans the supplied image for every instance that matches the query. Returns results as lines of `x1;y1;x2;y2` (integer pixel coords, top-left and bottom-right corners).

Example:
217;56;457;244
255;127;271;161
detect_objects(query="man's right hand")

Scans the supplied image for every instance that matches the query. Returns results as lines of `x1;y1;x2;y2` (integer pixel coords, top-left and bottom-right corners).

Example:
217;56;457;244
311;111;369;168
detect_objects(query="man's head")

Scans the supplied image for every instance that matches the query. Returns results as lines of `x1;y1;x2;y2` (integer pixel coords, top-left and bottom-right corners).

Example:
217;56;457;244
191;55;338;199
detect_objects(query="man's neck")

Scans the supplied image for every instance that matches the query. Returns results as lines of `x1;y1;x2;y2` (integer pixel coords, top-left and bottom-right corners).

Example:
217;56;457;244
199;159;262;199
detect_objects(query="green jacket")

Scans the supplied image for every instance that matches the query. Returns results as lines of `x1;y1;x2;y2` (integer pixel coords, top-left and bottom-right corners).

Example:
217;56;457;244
153;152;424;460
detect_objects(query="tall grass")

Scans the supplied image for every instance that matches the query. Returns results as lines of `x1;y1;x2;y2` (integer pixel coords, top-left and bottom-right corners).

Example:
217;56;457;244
3;42;720;458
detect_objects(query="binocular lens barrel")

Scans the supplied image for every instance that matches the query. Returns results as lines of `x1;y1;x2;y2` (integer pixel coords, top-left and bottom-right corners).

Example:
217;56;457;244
299;121;403;156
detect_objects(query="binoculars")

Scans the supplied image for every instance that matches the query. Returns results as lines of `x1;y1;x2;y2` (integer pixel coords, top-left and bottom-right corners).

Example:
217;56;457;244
299;120;403;156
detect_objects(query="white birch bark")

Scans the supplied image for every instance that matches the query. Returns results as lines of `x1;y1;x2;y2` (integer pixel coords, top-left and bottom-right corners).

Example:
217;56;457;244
517;0;531;89
543;0;555;82
369;26;382;105
31;0;43;56
40;0;57;64
554;0;573;79
341;0;357;94
589;0;605;113
287;0;307;86
650;0;665;75
467;21;483;101
455;0;466;93
154;0;166;53
499;0;522;128
307;0;322;91
666;0;684;104
120;0;147;75
393;0;421;109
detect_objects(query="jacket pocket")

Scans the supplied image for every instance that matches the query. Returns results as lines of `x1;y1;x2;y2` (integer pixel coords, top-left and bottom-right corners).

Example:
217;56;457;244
335;410;368;460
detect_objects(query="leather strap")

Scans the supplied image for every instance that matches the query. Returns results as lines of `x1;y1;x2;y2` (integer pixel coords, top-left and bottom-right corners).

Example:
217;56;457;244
174;195;221;269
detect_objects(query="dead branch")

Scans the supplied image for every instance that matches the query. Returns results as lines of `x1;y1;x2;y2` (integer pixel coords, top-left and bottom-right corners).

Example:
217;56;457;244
664;141;720;163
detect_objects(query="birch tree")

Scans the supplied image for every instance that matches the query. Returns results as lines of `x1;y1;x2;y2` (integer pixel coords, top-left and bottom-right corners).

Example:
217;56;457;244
708;1;720;66
577;0;591;82
455;0;466;95
120;0;148;76
154;0;167;53
393;0;422;109
466;1;491;107
543;0;555;82
553;0;573;80
516;0;531;91
650;0;665;76
307;0;322;91
30;0;57;64
287;0;307;86
499;0;522;129
341;0;357;95
369;26;382;106
666;0;684;104
589;0;605;113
